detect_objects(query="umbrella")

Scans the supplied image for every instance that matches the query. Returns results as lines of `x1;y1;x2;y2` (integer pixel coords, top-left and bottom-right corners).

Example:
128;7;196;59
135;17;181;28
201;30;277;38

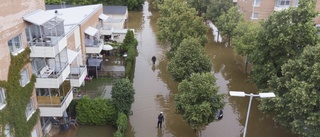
102;44;113;51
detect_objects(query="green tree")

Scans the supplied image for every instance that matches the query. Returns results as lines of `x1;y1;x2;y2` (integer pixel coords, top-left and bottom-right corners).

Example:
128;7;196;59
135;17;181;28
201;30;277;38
185;0;210;16
76;96;117;125
215;6;244;46
205;0;233;22
175;72;225;131
111;78;135;115
245;0;318;89
232;21;261;56
259;45;320;137
157;0;208;53
122;30;138;51
167;37;212;82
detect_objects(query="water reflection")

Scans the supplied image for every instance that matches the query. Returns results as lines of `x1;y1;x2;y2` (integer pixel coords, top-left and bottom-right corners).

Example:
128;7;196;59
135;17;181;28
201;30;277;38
127;1;298;137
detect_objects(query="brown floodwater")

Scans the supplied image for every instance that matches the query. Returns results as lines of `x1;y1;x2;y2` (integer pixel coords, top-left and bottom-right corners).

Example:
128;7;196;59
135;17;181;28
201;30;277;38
125;1;298;137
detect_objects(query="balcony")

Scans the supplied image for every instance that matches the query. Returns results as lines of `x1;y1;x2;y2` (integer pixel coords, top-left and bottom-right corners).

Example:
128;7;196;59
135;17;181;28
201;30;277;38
85;39;104;54
38;88;73;117
29;36;67;58
35;63;70;88
69;66;87;87
100;25;114;35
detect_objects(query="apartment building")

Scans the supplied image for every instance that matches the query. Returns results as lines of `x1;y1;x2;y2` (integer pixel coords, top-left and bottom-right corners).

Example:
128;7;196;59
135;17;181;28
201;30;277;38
237;0;320;24
0;0;45;136
0;0;108;136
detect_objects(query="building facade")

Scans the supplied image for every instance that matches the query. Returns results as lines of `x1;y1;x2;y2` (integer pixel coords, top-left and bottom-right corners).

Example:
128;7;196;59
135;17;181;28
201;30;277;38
237;0;320;24
0;0;46;136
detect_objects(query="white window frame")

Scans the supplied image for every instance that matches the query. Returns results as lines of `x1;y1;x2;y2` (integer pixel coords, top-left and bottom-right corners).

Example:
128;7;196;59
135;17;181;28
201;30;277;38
0;88;6;110
26;99;35;120
8;34;24;56
20;68;30;87
277;0;290;6
4;124;11;137
253;0;261;6
31;128;38;137
251;12;259;19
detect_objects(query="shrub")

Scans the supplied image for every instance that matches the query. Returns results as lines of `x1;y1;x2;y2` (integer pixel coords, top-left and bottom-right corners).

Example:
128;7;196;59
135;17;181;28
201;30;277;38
76;96;117;125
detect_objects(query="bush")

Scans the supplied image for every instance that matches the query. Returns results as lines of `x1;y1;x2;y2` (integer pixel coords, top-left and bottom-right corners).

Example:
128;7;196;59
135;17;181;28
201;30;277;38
116;113;128;133
76;96;117;125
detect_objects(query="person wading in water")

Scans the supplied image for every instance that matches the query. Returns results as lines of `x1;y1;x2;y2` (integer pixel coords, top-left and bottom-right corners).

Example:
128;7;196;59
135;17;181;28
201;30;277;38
157;112;164;128
152;56;156;65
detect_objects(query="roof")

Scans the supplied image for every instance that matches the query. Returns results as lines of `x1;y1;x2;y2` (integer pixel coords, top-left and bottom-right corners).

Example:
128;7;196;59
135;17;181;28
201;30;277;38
103;6;127;15
45;4;78;10
87;58;102;67
46;5;127;15
46;4;102;25
23;10;56;26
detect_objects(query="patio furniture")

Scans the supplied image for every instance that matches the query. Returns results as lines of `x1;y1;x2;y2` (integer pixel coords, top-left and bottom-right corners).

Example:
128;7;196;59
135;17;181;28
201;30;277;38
69;117;78;129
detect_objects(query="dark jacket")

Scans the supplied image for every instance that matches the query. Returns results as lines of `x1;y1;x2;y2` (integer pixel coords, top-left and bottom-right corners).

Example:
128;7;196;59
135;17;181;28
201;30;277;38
158;114;164;122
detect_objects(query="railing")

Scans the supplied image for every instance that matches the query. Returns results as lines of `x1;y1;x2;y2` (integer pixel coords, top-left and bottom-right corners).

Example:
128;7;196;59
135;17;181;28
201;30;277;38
70;66;87;78
38;62;68;78
37;88;72;107
28;34;65;47
85;39;104;47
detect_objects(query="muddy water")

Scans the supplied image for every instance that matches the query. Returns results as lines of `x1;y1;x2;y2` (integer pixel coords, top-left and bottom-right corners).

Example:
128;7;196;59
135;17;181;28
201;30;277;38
126;1;297;137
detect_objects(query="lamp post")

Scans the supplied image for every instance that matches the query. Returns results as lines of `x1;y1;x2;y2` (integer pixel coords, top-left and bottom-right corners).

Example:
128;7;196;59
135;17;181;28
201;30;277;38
229;91;276;137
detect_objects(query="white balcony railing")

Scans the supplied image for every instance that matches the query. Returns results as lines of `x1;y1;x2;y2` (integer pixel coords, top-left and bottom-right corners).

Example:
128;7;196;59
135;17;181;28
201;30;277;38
35;63;70;88
29;36;67;58
85;39;104;54
69;66;87;87
38;88;73;117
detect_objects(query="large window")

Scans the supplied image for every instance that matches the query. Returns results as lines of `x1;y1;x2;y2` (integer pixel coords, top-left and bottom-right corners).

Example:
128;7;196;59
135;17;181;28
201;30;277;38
0;88;6;110
253;0;261;6
31;128;38;137
251;12;259;19
4;124;11;137
8;34;24;55
277;0;290;6
20;68;30;87
26;99;35;120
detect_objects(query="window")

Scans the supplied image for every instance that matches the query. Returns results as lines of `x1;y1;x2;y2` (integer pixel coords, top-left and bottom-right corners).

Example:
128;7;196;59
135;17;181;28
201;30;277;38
251;12;259;19
8;34;24;55
0;88;6;110
4;124;11;137
277;0;290;6
253;0;261;6
20;68;30;87
26;99;35;120
31;128;38;137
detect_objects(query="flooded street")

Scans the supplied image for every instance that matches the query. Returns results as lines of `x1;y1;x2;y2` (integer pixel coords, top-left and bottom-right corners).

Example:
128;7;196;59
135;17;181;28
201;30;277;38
126;1;298;137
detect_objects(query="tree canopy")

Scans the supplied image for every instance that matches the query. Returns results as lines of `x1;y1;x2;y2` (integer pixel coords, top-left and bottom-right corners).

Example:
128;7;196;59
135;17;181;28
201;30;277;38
259;45;320;137
242;0;318;89
175;72;225;131
215;6;244;46
111;78;135;115
167;37;212;82
156;0;208;54
205;0;233;22
45;0;144;11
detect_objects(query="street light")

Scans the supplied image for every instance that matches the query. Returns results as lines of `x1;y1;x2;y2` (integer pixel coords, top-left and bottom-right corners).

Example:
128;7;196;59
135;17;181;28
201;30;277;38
229;91;276;137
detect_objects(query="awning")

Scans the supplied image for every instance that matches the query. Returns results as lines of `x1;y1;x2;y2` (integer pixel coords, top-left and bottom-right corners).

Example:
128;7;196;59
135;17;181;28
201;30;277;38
67;49;79;64
23;10;56;26
85;26;98;37
87;58;102;67
99;14;109;21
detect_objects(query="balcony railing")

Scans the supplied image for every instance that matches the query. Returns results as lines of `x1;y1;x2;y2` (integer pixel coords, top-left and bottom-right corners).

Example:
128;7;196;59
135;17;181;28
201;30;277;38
35;63;70;88
38;89;73;117
69;66;88;87
29;36;67;58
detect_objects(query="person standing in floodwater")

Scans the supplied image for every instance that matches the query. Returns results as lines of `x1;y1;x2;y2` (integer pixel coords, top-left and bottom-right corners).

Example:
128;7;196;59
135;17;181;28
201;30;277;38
157;112;164;128
152;56;156;64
